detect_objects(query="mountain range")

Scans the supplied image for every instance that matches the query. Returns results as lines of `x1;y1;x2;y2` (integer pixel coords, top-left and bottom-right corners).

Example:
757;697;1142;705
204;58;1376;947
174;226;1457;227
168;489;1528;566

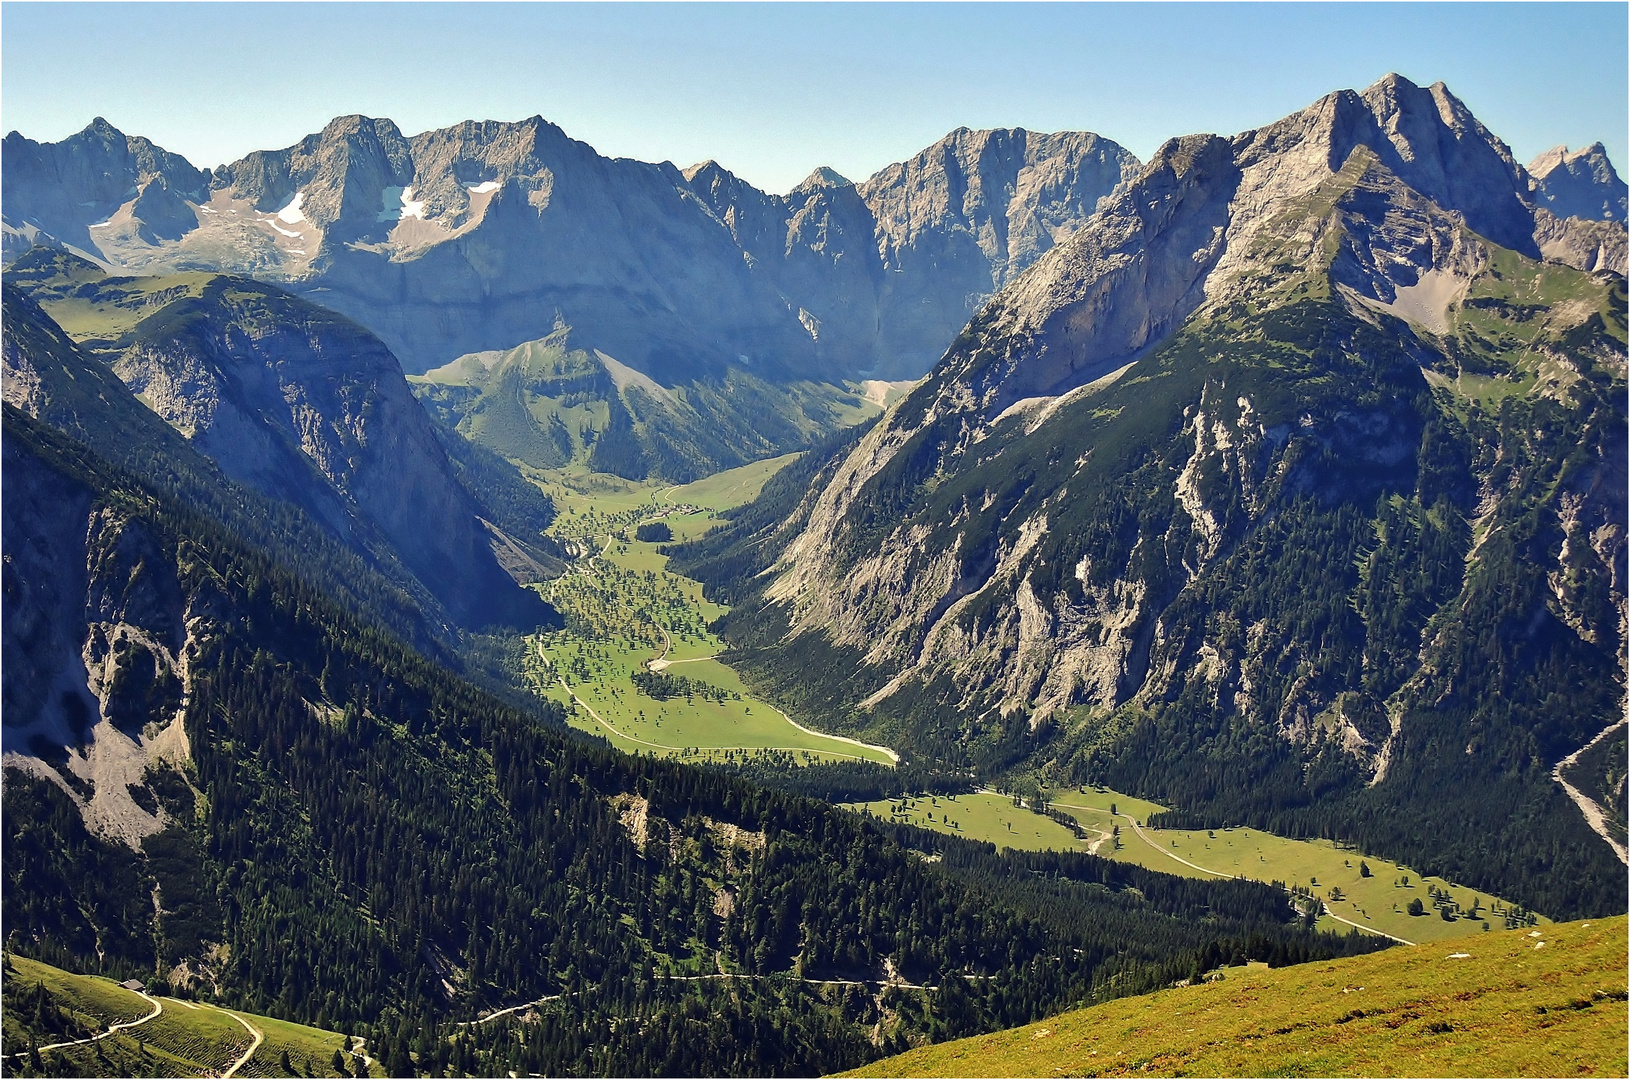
673;74;1629;920
1;69;1626;1078
3;116;1141;479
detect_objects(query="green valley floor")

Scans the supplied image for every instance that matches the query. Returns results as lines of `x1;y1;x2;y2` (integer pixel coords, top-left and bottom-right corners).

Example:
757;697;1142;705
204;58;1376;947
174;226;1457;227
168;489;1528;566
526;458;896;765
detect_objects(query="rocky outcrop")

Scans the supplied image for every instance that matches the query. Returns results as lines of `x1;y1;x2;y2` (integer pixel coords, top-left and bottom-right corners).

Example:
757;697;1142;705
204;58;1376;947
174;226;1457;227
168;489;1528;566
1533;208;1630;275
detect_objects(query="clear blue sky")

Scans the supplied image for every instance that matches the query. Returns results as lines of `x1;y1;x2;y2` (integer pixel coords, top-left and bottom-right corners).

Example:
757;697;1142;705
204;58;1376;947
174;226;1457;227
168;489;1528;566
3;2;1625;194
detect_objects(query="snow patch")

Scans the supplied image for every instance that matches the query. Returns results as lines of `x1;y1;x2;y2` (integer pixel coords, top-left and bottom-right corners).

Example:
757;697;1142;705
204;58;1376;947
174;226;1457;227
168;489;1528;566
399;186;426;220
276;192;306;224
468;180;500;194
377;186;427;222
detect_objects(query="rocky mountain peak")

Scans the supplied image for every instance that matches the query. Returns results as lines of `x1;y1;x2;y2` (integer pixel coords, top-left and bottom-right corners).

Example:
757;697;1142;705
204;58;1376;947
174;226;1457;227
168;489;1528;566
1226;73;1535;256
794;166;853;193
81;115;124;141
682;159;726;183
855;125;1140;375
1530;142;1600;179
859;126;1140;273
1528;142;1629;222
0;118;210;257
212;113;413;240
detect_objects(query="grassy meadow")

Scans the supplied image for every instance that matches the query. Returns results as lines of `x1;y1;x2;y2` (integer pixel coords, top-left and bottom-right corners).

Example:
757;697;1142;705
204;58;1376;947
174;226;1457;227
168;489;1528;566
847;787;1541;945
2;954;370;1077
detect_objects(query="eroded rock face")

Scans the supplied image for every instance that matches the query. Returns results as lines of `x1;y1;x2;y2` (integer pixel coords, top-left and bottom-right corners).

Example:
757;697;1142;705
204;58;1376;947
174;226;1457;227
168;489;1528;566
1;438;195;849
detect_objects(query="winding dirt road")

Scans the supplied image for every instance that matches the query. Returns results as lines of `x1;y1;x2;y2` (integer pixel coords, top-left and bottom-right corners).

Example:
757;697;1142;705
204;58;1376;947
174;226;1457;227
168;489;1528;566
25;985;162;1057
1042;796;1419;945
208;1004;263;1078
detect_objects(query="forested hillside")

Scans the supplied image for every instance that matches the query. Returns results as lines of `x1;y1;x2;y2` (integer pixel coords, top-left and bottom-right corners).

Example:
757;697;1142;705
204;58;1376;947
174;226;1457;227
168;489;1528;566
1;407;1386;1075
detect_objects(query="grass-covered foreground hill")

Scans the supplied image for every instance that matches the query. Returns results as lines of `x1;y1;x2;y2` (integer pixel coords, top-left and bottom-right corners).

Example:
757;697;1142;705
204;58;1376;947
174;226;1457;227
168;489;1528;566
840;916;1629;1078
2;953;371;1078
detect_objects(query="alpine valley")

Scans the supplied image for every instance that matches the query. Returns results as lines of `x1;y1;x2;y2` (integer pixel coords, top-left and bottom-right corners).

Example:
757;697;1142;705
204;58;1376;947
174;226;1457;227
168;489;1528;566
1;71;1625;1079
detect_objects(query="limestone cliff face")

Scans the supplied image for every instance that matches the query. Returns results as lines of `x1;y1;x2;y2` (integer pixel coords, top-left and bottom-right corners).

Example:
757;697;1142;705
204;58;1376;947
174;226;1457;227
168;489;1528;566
858;128;1142;376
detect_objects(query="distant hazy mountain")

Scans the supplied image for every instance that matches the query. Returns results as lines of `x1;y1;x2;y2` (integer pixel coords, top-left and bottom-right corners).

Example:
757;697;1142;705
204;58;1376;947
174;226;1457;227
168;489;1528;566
0;117;210;258
858;128;1141;376
676;75;1629;920
1528;142;1629;222
3;114;1145;478
3;115;1137;382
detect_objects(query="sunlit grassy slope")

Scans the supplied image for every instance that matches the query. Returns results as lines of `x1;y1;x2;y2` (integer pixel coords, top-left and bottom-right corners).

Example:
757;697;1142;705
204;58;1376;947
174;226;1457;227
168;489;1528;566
837;916;1628;1078
527;456;895;765
2;954;371;1077
847;789;1541;944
